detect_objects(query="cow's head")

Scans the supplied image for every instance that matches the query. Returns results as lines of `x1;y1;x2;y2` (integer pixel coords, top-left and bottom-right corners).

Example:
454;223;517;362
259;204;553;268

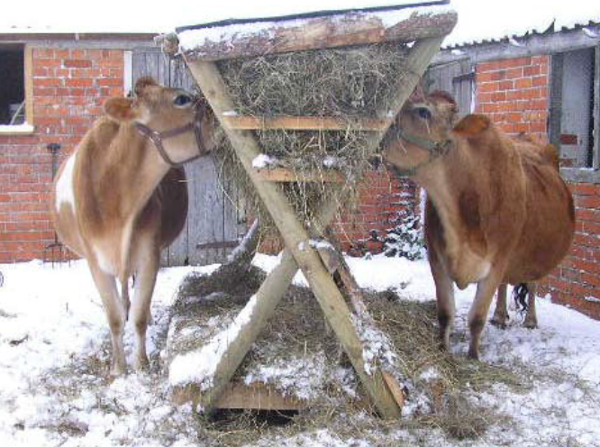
104;77;213;166
382;90;458;176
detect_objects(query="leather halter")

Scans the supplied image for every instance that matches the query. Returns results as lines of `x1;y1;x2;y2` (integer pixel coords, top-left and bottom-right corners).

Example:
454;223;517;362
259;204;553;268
390;126;453;177
135;102;207;168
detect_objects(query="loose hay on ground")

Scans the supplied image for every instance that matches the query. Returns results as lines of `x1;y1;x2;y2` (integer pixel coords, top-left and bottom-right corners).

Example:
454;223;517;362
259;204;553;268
166;267;532;445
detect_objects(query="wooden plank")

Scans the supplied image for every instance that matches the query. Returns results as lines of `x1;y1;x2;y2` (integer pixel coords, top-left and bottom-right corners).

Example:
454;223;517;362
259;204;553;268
182;37;443;418
24;46;34;126
179;8;456;61
222;115;391;131
549;53;564;152
173;382;306;411
254;168;345;183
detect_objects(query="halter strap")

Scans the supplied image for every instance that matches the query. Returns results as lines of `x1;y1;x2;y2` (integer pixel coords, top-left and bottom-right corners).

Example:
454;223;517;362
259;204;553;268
135;102;206;168
392;126;452;177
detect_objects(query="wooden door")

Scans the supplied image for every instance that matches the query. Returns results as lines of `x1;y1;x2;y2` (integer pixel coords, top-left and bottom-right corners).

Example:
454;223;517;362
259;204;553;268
426;58;474;116
131;49;246;266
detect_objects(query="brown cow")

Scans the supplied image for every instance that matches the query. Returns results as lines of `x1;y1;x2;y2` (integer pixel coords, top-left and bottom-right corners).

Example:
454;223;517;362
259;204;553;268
382;91;574;360
51;77;215;375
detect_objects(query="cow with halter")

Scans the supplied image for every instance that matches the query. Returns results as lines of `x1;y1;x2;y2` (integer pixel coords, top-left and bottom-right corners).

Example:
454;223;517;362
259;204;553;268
51;77;215;375
382;90;574;360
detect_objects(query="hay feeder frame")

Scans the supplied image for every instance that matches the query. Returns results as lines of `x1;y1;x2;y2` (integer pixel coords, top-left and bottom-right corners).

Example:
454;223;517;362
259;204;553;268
168;1;457;419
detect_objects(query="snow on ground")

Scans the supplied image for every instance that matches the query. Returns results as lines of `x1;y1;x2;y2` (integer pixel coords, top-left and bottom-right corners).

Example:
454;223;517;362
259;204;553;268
0;256;599;446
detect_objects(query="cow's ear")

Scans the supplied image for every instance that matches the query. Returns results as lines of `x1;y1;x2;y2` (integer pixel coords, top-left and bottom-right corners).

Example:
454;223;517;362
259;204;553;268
453;114;490;137
134;76;158;97
104;97;137;122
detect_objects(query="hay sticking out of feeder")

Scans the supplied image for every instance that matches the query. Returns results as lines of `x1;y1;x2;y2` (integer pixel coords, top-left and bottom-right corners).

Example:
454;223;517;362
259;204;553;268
167;268;529;445
210;43;410;235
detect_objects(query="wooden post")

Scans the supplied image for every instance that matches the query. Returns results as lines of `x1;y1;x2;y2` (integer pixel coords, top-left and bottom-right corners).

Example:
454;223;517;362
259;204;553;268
182;37;444;418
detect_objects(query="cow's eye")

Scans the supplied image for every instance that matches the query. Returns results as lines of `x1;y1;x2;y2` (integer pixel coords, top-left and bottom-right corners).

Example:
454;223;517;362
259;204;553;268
174;94;193;107
415;107;432;120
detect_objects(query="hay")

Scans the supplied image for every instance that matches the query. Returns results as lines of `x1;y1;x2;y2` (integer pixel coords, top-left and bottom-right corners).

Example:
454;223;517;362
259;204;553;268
167;269;531;446
209;43;410;237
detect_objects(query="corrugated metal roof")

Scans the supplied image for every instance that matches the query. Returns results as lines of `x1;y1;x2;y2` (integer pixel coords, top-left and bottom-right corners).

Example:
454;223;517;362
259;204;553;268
443;0;600;48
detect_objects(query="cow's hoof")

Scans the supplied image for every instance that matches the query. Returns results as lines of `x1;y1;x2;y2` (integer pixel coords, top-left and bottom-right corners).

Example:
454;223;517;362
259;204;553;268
134;356;149;372
467;347;480;361
110;362;127;377
490;316;508;329
523;320;538;330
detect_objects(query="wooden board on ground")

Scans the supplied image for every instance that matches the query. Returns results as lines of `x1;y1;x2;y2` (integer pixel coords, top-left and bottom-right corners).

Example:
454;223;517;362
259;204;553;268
173;383;307;411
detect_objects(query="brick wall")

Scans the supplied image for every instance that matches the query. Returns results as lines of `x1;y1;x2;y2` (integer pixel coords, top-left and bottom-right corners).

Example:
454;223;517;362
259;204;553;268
258;168;419;256
538;182;600;320
474;54;600;320
475;55;549;139
0;47;124;262
330;169;418;255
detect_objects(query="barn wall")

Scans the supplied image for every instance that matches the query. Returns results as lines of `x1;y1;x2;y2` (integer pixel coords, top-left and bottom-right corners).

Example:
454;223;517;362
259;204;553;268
472;54;600;320
0;46;124;262
330;170;418;256
475;55;550;138
257;169;419;256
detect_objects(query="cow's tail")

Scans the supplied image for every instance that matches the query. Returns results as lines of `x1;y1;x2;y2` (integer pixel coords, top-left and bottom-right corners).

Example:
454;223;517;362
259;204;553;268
513;283;529;312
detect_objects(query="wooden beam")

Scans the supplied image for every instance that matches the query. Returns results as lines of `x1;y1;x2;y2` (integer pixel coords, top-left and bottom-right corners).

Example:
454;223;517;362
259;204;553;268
173;382;307;411
222;115;391;131
254;168;345;183
179;8;456;61
182;37;444;418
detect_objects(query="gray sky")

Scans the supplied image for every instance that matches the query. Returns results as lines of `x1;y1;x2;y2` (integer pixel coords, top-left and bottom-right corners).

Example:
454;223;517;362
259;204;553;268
1;0;599;46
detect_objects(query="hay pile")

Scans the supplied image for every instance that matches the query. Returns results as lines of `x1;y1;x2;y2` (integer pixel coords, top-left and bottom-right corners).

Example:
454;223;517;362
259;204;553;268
210;43;409;235
166;266;530;446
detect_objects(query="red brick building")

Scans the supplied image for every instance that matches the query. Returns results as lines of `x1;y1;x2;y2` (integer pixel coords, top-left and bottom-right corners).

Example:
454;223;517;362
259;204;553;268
0;32;415;264
0;34;156;263
433;21;600;319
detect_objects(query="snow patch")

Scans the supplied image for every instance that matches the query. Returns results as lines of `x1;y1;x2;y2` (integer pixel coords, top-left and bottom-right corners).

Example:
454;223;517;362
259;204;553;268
252;154;277;169
55;153;77;212
169;294;258;388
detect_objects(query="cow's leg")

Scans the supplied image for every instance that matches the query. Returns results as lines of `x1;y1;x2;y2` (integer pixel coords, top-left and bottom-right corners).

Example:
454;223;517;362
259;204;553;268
120;276;131;321
88;263;127;375
490;283;509;328
468;269;505;360
523;282;538;329
130;244;160;371
429;252;455;351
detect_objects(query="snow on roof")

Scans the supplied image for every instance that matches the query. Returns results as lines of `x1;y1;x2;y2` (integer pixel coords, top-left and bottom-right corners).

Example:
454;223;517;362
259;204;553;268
177;2;455;55
444;0;600;47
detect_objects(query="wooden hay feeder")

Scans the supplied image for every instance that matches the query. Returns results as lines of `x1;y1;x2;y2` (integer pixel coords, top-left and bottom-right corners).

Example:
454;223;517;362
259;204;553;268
164;1;457;418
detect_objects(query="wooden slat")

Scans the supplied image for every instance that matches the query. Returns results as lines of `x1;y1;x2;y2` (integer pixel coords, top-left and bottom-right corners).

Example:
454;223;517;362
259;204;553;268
173;383;306;411
179;7;457;62
222;115;391;131
254;168;345;183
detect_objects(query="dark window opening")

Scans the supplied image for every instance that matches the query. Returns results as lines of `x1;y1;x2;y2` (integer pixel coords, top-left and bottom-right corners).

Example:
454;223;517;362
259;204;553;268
0;45;25;125
553;47;595;168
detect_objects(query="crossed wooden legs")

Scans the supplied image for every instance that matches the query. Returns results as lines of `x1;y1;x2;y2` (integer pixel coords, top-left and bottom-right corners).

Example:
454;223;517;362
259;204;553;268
182;37;444;418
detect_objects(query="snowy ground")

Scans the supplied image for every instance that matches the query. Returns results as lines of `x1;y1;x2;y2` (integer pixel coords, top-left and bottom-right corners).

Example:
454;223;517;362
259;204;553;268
0;255;599;447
